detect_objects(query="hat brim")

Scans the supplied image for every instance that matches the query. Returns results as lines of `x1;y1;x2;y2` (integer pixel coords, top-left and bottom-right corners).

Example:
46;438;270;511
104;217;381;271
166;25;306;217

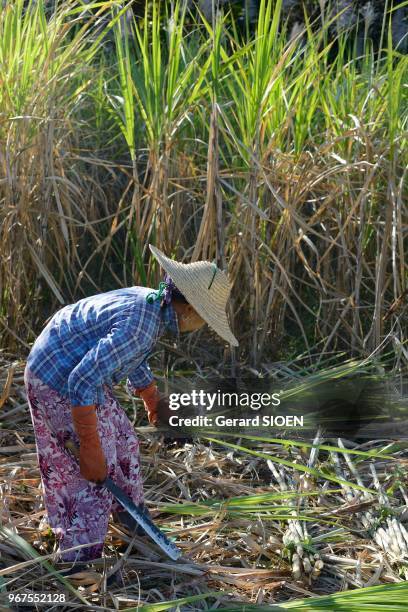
149;245;239;347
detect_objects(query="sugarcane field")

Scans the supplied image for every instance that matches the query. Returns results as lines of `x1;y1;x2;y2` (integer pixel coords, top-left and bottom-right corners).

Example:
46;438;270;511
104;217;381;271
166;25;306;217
0;1;408;610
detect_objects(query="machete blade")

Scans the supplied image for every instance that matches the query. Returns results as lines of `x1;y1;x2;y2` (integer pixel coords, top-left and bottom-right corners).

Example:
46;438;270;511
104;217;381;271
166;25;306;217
103;477;182;561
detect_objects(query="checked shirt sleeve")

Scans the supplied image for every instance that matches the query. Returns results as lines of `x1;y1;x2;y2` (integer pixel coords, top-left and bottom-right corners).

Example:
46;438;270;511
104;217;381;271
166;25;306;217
126;360;154;394
67;311;154;406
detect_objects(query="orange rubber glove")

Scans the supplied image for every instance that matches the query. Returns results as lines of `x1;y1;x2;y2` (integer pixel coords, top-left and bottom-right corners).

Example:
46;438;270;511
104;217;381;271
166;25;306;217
136;381;173;426
71;405;108;483
136;381;161;425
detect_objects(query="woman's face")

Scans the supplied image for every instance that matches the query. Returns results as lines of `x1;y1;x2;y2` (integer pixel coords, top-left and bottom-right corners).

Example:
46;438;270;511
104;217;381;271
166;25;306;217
172;302;206;333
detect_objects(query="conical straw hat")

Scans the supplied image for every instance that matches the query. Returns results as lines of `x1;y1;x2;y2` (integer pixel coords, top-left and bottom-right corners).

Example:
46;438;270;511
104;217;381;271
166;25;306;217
149;244;238;347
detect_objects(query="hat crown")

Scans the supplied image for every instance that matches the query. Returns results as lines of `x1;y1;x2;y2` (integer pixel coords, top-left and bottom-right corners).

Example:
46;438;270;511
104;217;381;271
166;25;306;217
207;264;230;300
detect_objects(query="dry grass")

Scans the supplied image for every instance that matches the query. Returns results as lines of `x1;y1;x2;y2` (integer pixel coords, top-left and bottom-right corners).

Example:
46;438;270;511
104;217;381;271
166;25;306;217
1;354;407;609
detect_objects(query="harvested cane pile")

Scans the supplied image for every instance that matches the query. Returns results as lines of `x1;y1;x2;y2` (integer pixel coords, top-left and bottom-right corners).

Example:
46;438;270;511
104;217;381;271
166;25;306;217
1;352;408;610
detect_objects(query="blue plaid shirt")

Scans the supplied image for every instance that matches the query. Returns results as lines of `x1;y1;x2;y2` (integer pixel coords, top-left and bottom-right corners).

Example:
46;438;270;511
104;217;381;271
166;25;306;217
26;286;179;406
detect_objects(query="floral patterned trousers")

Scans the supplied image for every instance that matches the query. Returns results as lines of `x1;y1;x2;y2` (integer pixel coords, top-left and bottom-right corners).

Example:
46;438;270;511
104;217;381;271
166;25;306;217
24;367;144;562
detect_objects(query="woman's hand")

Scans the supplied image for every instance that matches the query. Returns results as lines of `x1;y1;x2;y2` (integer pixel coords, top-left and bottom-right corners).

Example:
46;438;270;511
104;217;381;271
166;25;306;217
156;396;173;426
136;382;171;427
71;405;108;483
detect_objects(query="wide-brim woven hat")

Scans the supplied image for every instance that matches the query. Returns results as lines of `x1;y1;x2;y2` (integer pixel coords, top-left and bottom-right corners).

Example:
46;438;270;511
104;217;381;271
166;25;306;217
149;244;238;347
